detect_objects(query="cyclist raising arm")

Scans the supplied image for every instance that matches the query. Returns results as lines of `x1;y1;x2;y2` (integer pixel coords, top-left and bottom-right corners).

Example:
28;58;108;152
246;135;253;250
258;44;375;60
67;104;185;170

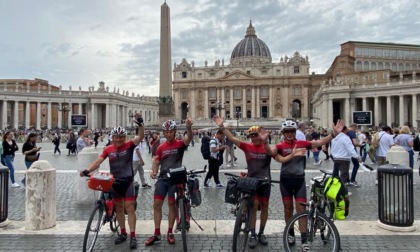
79;113;145;249
260;119;343;251
145;118;193;247
213;115;304;249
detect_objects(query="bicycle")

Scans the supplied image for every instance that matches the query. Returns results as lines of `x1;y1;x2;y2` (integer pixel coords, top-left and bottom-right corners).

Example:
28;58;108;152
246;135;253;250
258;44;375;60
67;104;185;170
82;172;120;252
166;165;207;252
224;172;280;252
282;170;340;252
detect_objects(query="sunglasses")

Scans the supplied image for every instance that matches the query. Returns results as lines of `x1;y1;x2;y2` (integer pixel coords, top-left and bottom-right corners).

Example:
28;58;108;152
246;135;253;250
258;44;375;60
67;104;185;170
283;130;296;134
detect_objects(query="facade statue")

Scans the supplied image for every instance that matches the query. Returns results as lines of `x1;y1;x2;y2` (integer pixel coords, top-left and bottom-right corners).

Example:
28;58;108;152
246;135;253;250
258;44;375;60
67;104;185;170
284;55;288;62
79;86;82;91
174;62;176;68
59;85;62;91
117;88;119;94
69;85;72;91
222;59;224;66
205;60;208;67
114;87;116;93
280;57;283;62
38;83;41;90
399;72;403;80
191;60;195;67
106;86;109;92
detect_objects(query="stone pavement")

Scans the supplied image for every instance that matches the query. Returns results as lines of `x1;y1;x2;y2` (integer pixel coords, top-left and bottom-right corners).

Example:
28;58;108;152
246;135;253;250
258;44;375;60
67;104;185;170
1;140;420;251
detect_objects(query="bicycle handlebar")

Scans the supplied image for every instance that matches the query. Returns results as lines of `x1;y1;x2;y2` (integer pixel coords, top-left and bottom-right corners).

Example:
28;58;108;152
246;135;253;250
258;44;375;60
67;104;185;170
224;172;280;184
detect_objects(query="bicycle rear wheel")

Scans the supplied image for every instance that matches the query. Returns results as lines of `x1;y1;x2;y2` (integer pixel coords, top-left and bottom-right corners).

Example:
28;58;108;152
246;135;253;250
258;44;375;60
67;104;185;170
320;201;335;242
109;207;119;233
179;198;188;252
283;211;340;252
83;203;104;252
232;199;251;252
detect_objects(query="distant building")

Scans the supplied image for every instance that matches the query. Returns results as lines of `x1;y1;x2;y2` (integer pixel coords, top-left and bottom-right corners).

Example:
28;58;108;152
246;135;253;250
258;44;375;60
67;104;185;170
0;80;159;130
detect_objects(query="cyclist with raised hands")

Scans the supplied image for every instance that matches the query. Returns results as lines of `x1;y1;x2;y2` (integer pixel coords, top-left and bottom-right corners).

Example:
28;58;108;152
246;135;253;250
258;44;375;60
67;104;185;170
79;113;145;249
260;119;343;251
145;118;193;247
213;115;304;249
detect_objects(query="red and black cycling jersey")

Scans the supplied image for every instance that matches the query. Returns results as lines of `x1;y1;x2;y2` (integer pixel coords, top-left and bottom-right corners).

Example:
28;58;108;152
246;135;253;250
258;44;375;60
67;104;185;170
100;141;136;178
238;142;271;179
155;139;187;177
276;140;311;178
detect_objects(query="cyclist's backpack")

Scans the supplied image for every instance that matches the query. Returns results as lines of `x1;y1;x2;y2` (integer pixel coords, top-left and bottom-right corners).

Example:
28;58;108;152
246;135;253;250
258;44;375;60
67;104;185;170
201;136;211;160
187;177;201;207
413;135;420;152
225;176;239;204
323;176;349;220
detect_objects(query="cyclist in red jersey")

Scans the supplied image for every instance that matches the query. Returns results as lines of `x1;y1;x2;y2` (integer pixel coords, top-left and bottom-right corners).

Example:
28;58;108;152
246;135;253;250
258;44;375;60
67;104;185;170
260;119;343;251
145;118;193;246
80;113;145;249
213;115;305;249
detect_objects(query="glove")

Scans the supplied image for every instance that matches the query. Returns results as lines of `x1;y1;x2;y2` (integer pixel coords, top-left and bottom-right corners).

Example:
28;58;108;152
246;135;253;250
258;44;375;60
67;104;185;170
82;169;90;177
134;117;144;127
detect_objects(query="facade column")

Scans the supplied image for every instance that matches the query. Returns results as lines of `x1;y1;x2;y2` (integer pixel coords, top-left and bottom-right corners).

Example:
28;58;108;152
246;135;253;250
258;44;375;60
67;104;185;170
374;97;379;126
327;99;333;129
47;102;52;129
362;97;367;111
399;95;405;126
57;103;62;128
386;96;392;127
256;86;260;118
68;103;73;129
251;86;255;118
25;101;30;129
283;87;289;117
221;88;225;119
269;86;273;118
230;88;234;119
105;103;110;128
2;101;8;129
36;102;41;129
204;89;208;119
344;98;350;125
190;89;196;119
78;103;82;114
13;101;19;129
174;90;180;119
242;87;246;119
412;95;418;127
91;103;95;129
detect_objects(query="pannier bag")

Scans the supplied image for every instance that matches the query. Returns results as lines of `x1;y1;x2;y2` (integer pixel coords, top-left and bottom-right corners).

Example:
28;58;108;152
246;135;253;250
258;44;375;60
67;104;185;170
168;166;187;185
88;172;115;192
201;136;211;160
225;176;239;204
237;177;259;193
187;177;201;207
323;176;350;220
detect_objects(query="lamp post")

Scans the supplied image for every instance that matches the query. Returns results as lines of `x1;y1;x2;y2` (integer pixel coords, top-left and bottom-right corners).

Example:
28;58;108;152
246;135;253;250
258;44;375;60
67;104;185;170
215;99;225;117
128;110;134;128
235;108;242;131
57;104;71;129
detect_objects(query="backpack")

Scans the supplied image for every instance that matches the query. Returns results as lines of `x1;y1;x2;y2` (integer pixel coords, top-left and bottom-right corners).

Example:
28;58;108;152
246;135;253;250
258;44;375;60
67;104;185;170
413;135;420;152
200;136;211;160
187;177;201;207
323;176;350;220
370;132;381;152
225;176;239;204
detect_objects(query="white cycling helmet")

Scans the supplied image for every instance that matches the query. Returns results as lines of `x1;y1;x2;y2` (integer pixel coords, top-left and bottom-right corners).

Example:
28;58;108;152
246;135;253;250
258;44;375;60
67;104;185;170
162;120;177;131
281;120;297;131
111;126;127;136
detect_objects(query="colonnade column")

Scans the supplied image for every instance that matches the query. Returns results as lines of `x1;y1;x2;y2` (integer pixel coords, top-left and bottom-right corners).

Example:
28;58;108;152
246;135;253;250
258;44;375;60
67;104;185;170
362;97;367;111
91;103;95;129
327;99;333;129
68;103;73;129
412;95;418;127
13;101;19;129
47;102;52;129
190;90;196;119
242;87;246;119
2;101;8;129
399;95;404;127
256;86;260;118
105;104;110;128
25;101;30;129
344;98;350;126
386;96;392;127
36;102;41;129
374;97;379;126
204;89;208;119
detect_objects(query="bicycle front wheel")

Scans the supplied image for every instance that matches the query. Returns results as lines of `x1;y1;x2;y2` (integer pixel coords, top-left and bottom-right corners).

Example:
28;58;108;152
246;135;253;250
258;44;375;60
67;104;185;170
83;203;104;252
179;198;188;252
283;211;340;252
232;199;251;252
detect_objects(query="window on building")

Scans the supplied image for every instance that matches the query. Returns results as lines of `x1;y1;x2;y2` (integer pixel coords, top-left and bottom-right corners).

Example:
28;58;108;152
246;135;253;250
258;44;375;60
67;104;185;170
376;49;383;58
247;70;251;75
383;72;389;79
406;63;411;71
363;62;369;71
372;73;377;81
225;89;230;100
293;86;300;96
181;72;187;78
370;62;377;70
397;50;403;59
234;87;242;99
363;48;369;56
385;62;390;69
369;48;375;57
383;49;390;58
356;61;362;71
247;89;252;98
209;88;216;99
410;51;417;60
181;90;187;99
225;72;229;76
404;50;410;59
390;50;397;58
261;70;267;75
355;47;362;56
363;74;369;81
398;63;404;71
210;72;215;77
261;86;268;98
276;69;281;75
391;63;397;71
294;66;300;74
378;62;383;70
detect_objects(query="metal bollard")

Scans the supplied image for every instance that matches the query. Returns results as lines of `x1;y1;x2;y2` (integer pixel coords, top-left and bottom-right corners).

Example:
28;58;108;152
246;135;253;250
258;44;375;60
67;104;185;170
0;167;9;227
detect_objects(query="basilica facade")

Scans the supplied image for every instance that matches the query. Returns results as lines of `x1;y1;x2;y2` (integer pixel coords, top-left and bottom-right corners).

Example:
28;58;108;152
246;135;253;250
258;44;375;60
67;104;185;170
172;22;315;122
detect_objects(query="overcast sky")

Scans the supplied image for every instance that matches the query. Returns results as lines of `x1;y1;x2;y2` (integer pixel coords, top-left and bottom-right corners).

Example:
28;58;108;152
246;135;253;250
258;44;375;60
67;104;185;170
1;0;419;96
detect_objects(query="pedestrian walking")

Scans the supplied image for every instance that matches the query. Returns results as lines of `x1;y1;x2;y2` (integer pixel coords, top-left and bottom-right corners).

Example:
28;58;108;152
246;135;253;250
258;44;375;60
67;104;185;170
2;131;20;187
52;134;61;155
133;141;151;188
22;133;41;186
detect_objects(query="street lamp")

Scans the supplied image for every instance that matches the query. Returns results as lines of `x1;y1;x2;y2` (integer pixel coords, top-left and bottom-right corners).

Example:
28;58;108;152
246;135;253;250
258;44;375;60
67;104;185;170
215;99;225;116
57;104;71;129
235;108;242;131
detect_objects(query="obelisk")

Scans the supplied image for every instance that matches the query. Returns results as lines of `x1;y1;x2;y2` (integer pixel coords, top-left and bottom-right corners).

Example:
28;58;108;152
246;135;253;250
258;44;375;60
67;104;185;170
159;1;174;122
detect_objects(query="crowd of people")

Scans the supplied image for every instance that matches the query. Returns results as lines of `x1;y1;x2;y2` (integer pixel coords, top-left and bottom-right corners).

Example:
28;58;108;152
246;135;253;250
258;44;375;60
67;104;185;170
1;116;418;250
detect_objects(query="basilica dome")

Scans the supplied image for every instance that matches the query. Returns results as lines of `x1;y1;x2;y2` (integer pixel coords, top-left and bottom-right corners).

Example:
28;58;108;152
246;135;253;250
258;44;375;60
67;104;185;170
230;21;272;64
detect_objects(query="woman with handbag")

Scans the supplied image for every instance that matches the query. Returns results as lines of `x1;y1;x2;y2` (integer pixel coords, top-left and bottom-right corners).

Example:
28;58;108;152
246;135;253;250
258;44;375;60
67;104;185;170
2;131;20;187
22;133;41;186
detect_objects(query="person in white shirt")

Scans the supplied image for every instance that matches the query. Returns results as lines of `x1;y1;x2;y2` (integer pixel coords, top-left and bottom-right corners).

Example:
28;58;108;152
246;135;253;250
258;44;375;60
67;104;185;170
296;123;306;141
133;141;151;188
375;126;395;184
331;126;361;185
357;130;366;157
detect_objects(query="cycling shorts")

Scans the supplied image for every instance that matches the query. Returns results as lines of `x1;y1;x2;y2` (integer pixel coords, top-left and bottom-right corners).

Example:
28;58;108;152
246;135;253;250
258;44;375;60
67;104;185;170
255;183;271;202
111;177;135;202
280;177;306;202
154;179;176;203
